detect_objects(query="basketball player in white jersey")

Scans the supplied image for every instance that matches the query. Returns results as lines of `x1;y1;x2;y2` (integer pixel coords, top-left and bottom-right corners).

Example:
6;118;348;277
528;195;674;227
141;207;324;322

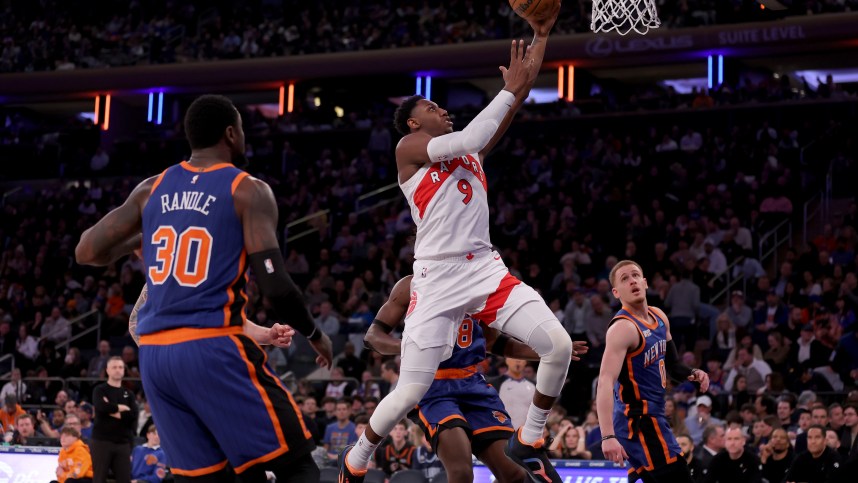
340;5;571;483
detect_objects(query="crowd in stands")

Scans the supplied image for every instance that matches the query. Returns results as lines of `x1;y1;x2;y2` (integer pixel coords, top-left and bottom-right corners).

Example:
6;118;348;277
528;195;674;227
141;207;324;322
1;87;857;481
2;0;857;73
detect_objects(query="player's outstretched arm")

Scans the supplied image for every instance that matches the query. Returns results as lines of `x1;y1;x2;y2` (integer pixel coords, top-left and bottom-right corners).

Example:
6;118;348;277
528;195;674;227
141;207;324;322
75;177;155;266
597;320;638;465
396;38;535;170
479;2;561;160
234;175;332;368
364;275;412;355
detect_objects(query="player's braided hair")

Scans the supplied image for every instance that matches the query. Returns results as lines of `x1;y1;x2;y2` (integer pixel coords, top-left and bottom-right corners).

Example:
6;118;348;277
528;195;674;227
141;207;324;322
393;95;424;136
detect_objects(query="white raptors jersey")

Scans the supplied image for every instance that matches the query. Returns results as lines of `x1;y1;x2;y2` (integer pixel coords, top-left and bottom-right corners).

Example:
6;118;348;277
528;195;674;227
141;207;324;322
399;153;492;259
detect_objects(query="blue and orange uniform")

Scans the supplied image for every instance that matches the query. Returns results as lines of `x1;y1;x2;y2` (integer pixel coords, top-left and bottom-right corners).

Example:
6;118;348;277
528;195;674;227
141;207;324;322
409;317;514;454
610;307;682;478
137;161;313;476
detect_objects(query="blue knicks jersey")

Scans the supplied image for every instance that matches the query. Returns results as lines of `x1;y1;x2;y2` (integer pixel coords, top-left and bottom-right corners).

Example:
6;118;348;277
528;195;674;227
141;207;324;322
611;307;669;417
442;317;486;370
137;161;248;335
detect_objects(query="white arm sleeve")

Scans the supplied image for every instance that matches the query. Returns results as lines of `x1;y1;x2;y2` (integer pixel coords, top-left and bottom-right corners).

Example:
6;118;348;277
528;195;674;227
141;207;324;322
426;90;516;162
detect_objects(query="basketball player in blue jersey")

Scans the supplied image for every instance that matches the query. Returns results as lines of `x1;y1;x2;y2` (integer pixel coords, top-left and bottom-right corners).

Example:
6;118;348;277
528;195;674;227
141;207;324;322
76;95;333;483
362;275;588;483
596;260;710;483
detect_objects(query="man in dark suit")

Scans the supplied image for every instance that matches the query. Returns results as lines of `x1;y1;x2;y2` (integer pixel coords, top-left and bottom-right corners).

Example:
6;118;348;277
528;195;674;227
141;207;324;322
694;424;725;479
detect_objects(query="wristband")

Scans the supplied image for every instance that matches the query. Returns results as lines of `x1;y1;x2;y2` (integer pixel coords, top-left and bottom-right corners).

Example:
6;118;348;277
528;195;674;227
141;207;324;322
601;435;617;442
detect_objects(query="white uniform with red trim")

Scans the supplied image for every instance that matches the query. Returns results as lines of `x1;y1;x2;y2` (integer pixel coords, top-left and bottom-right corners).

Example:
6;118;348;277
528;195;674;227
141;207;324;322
398;153;546;351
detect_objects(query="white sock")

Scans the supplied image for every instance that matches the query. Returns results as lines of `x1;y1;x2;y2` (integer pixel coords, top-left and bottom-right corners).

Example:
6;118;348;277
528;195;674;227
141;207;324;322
346;434;378;471
520;403;550;445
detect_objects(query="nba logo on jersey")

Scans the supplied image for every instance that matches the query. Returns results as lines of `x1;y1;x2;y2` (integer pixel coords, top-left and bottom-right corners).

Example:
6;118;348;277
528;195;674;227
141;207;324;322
264;258;274;273
642;329;652;338
191;175;199;184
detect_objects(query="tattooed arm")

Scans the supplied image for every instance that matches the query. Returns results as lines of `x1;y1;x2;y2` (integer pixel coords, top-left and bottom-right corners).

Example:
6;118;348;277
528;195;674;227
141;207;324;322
75;177;155;266
128;285;148;346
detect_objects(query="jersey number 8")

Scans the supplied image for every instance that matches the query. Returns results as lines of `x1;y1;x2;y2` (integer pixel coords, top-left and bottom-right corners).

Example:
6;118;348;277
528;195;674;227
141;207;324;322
148;225;213;287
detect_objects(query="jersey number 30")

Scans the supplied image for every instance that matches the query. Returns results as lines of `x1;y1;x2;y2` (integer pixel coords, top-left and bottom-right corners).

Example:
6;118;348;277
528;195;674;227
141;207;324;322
148;226;213;287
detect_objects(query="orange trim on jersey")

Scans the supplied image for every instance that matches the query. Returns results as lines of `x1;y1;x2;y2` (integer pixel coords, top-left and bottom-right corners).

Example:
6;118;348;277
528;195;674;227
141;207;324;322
229;335;288;450
472;273;521;324
622;306;659;330
233;445;290;474
651;417;678;465
223;249;247;327
149;169;168;195
231;172;249;195
434;364;478;379
418;410;434;436
139;326;243;345
256;342;313;440
473;425;514;435
179;160;234;172
438;414;466;426
637;425;655;471
170;459;228;476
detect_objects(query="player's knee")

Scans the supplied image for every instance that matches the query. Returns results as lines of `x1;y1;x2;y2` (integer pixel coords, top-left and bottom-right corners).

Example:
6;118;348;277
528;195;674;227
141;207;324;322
443;462;474;483
547;325;573;363
382;382;431;414
532;322;572;364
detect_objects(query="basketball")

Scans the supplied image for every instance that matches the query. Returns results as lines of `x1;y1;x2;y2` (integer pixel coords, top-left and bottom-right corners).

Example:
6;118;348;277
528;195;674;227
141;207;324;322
509;0;559;21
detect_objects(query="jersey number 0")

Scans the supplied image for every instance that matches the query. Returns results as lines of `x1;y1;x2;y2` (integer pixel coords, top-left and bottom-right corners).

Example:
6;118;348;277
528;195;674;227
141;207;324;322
148;225;213;287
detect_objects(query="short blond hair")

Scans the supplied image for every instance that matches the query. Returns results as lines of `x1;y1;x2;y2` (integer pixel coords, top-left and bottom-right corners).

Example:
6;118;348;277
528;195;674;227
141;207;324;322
608;260;644;287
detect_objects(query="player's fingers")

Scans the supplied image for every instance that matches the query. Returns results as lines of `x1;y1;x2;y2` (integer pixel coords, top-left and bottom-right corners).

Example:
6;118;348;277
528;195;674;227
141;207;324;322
499;66;508;76
510;39;516;63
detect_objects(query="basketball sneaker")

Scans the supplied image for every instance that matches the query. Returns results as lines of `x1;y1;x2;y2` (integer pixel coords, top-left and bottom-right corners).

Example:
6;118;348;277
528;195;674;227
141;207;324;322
505;428;562;483
338;445;366;483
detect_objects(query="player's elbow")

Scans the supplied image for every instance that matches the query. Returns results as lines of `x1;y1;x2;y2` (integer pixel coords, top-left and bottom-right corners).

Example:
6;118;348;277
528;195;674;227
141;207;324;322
74;240;97;266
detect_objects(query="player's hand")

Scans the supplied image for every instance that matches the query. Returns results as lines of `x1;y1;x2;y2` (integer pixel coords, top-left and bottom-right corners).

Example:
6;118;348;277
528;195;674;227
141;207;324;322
528;0;561;37
689;369;710;393
310;332;334;369
602;437;628;466
268;323;295;348
499;39;533;97
571;340;589;361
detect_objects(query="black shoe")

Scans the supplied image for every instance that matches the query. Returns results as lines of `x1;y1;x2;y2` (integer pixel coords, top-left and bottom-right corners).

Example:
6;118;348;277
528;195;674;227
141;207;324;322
338;445;366;483
505;428;562;483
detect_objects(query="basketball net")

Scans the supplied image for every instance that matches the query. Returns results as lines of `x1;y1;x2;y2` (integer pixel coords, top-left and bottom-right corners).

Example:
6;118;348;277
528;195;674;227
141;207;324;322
591;0;661;36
